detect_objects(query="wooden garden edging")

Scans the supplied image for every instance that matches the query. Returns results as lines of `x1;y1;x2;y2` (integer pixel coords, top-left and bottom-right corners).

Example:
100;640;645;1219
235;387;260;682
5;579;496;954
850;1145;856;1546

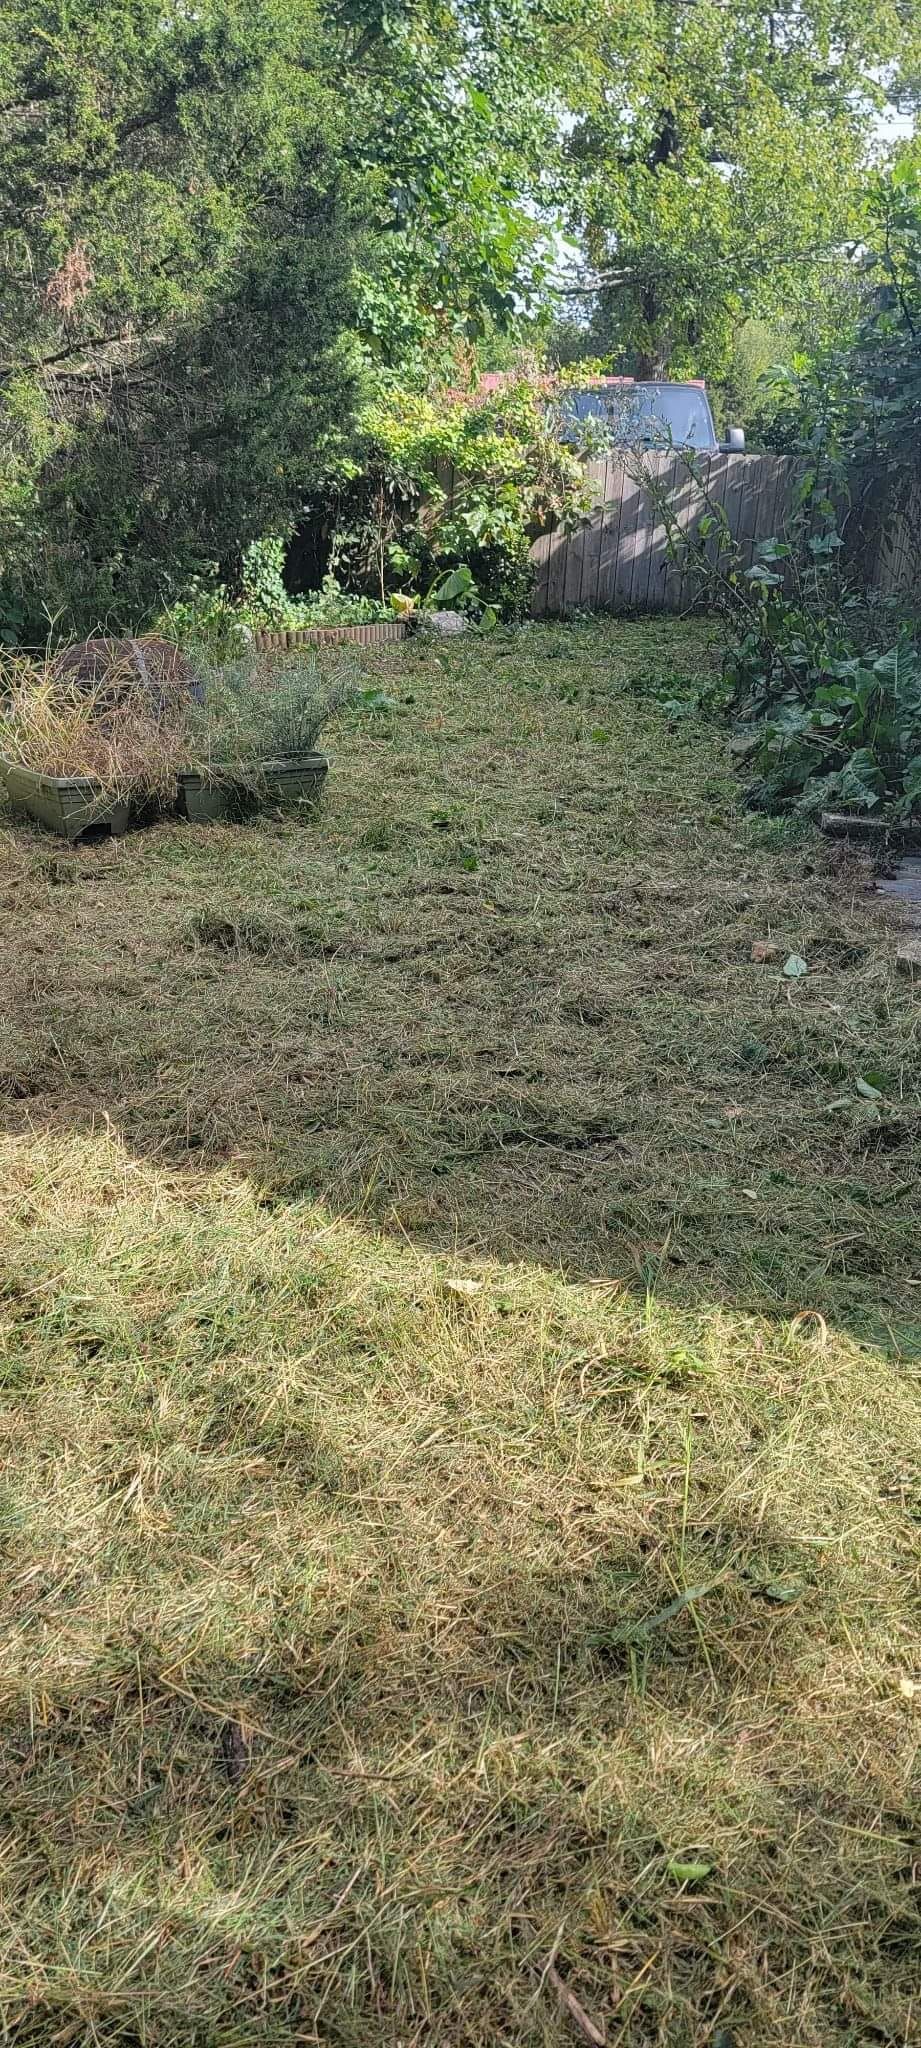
252;620;408;651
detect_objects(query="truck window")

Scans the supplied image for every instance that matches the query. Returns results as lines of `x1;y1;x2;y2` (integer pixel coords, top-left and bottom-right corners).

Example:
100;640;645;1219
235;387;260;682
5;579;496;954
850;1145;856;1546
562;385;716;450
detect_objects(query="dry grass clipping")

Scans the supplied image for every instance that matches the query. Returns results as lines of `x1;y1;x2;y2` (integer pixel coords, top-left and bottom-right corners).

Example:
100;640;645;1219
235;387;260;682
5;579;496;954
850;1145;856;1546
0;618;919;2046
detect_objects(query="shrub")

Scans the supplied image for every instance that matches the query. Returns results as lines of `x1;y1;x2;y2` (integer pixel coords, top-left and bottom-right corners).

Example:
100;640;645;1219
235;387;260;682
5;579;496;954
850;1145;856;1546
239;550;392;630
0;0;360;642
648;457;921;821
326;367;593;618
160;557;393;655
156;582;250;662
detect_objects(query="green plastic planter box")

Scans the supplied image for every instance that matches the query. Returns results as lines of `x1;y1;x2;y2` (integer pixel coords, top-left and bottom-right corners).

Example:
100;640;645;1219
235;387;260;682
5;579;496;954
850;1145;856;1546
177;753;328;823
0;758;131;841
2;752;328;838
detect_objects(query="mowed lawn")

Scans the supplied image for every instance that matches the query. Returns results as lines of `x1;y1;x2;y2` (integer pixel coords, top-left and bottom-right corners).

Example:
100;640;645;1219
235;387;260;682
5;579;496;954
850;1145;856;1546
0;619;919;2047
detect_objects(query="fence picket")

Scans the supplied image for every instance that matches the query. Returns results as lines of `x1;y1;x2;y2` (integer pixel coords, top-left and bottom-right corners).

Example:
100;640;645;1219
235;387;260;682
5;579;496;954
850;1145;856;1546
576;459;608;608
596;460;624;609
611;468;645;610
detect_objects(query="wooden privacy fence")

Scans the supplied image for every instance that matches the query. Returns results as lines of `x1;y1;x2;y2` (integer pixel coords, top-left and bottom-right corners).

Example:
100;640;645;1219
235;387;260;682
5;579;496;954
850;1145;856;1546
531;452;804;617
529;451;916;616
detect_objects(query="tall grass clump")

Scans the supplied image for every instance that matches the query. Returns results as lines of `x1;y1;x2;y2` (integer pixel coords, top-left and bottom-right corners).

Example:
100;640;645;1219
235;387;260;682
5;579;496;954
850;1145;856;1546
184;648;358;789
1;642;358;811
0;643;192;806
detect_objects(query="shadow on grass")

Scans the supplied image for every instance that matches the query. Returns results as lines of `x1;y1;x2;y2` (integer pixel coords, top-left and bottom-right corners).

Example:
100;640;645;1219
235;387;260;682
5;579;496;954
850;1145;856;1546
3;616;920;1362
1;1179;918;2048
0;813;918;1359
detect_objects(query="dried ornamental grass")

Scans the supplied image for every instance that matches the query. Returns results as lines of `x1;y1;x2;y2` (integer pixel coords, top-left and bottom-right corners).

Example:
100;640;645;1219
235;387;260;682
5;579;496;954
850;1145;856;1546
0;643;354;812
184;647;358;788
0;649;192;805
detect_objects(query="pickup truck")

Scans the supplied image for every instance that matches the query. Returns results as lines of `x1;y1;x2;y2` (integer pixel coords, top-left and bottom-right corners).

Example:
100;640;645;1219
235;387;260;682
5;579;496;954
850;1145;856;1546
560;377;745;454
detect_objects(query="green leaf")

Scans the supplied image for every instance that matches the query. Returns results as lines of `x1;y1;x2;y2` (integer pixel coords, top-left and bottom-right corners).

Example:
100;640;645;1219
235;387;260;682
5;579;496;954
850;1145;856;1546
839;748;885;810
761;1580;805;1603
610;1580;723;1645
855;1075;883;1100
667;1858;714;1884
782;954;809;978
431;566;475;604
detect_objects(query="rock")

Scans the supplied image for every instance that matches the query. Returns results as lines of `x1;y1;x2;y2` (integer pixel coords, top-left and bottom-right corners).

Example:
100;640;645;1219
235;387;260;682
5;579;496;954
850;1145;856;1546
751;940;780;963
420;610;469;637
896;941;921;978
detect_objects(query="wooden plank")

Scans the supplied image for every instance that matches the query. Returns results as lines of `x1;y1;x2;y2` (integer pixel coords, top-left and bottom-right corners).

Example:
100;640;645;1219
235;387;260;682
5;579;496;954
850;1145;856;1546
530;522;553;616
630;455;658;612
639;453;675;609
772;457;799;595
602;460;625;611
643;452;683;612
612;464;645;611
681;452;729;609
545;512;570;616
762;456;785;590
562;457;605;611
625;462;657;611
525;448;921;616
561;517;586;611
595;459;624;611
759;454;787;554
675;453;707;612
721;453;748;561
736;454;767;573
661;453;702;612
576;458;609;609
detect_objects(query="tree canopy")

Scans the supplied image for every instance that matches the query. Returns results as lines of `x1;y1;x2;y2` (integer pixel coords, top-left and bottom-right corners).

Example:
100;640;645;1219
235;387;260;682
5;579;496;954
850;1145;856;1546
559;0;921;380
0;0;359;631
1;0;920;635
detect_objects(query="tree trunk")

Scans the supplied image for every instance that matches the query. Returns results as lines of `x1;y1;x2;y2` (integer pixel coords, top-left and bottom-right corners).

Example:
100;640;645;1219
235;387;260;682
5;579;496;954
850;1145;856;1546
636;284;670;378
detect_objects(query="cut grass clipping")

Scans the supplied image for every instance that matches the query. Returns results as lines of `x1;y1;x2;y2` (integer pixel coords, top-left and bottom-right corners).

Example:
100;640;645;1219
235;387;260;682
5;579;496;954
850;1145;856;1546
0;618;919;2046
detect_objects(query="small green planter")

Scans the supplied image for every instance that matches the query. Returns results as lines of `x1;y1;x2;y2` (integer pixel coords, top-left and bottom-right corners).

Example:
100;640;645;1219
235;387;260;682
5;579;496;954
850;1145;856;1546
0;758;132;841
177;753;329;823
